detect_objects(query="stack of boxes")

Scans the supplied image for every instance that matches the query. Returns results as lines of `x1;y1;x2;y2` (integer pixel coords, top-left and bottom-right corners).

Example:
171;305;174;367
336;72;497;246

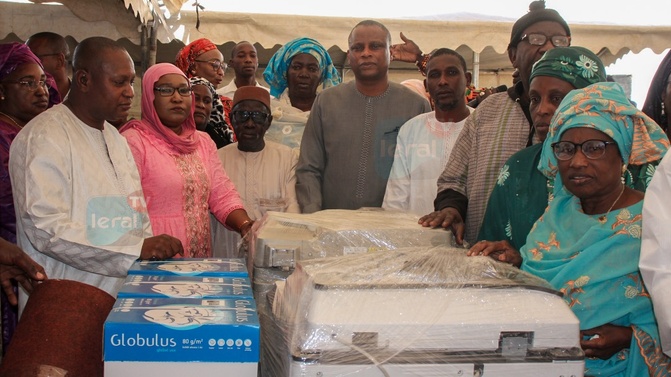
103;258;260;376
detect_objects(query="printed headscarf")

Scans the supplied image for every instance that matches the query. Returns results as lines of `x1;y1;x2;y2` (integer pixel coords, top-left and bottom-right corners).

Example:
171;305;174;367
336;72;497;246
121;63;198;154
530;46;606;89
175;38;218;78
189;76;220;121
0;42;42;80
539;82;670;191
188;76;217;98
0;42;59;106
188;76;234;147
263;37;341;98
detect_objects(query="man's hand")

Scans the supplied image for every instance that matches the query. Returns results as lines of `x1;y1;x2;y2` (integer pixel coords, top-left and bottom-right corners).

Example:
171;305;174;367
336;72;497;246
0;238;47;305
466;240;522;267
418;207;465;245
140;234;184;261
581;324;632;359
390;32;423;63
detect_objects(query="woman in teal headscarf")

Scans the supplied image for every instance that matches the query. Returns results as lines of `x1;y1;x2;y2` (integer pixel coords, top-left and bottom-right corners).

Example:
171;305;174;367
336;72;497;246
472;82;671;376
262;37;341;149
263;37;340;101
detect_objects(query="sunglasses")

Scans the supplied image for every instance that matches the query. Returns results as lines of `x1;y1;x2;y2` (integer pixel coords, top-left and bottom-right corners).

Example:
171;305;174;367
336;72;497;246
232;110;269;124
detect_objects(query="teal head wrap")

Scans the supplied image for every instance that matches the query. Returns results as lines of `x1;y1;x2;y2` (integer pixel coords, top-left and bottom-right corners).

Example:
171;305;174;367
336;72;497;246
539;82;670;190
263;37;341;98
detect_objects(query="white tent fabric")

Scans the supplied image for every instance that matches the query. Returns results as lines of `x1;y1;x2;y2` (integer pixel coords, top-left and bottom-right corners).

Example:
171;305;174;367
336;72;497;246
174;10;671;65
22;0;189;42
25;0;187;25
1;2;141;43
2;1;670;73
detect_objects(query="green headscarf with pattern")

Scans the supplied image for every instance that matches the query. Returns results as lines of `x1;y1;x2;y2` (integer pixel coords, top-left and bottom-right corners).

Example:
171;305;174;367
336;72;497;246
530;46;606;90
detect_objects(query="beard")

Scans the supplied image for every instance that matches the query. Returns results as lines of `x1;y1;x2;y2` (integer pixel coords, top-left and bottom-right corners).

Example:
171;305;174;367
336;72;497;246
435;97;459;112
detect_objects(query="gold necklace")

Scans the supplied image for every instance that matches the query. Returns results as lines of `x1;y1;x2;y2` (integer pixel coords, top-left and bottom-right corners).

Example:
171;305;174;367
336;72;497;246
0;111;22;130
598;184;625;224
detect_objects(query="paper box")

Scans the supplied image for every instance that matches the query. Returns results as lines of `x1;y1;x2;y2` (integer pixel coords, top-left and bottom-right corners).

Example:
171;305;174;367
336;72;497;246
104;297;259;376
128;258;248;277
117;275;253;299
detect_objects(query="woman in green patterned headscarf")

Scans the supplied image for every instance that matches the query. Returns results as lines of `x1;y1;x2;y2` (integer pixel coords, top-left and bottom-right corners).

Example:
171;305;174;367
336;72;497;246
478;46;608;251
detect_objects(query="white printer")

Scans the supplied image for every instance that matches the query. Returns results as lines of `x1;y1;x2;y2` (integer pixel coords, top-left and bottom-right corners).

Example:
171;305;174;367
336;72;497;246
251;208;453;271
249;209;456;376
249;209;454;307
265;247;585;377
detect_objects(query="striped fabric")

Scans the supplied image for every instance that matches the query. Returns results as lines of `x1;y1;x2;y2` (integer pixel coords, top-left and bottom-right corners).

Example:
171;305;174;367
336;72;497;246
437;92;535;244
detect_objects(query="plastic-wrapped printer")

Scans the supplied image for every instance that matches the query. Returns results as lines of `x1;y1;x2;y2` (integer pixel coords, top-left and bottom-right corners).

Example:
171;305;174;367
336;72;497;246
249;209;453;301
264;246;584;377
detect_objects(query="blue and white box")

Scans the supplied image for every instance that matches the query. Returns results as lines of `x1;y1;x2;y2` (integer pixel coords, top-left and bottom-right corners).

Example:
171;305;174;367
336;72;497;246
117;275;254;299
128;258;248;277
104;297;259;376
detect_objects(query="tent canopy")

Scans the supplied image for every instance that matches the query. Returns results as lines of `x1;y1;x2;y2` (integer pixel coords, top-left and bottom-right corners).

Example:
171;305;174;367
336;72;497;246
2;0;670;82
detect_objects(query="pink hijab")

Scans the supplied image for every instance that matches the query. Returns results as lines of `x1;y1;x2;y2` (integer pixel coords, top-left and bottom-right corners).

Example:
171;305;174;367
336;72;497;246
121;63;198;154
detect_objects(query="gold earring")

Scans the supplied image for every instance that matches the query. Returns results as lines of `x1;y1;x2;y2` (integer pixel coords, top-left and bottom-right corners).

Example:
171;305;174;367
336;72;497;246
621;165;628;185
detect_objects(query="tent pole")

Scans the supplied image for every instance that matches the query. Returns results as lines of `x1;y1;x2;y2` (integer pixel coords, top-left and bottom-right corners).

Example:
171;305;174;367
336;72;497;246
149;22;158;68
139;22;157;77
472;51;480;88
140;24;148;77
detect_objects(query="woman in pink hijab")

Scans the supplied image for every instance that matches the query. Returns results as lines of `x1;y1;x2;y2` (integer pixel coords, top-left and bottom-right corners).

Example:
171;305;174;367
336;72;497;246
120;63;253;258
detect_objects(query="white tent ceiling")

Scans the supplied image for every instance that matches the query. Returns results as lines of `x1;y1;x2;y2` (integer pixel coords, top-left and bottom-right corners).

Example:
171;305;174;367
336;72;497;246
2;0;670;77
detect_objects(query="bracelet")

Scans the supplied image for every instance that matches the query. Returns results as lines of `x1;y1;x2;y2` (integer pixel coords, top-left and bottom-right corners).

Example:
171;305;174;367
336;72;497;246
238;219;253;233
416;53;430;77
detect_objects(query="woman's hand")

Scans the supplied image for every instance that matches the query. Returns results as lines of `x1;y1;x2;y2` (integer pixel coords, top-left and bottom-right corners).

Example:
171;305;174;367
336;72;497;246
467;240;522;267
581;324;632;359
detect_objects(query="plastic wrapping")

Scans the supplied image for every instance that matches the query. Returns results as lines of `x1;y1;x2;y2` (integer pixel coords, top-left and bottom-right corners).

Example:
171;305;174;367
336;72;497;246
250;208;454;271
249;208;457;376
248;208;455;308
262;247;585;377
248;209;451;309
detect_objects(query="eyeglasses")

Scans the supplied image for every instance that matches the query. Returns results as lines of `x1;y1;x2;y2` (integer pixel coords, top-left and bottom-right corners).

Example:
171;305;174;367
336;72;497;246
520;33;571;47
194;59;227;71
3;79;50;92
154;86;193;97
36;53;61;59
551;140;617;161
232;110;270;124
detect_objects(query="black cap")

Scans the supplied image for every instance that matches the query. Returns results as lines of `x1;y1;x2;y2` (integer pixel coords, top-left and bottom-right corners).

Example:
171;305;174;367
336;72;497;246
508;1;570;50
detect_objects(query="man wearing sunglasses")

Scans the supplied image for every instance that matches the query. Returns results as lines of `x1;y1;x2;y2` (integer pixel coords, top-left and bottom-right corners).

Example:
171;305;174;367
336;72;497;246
214;86;299;255
419;0;572;245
